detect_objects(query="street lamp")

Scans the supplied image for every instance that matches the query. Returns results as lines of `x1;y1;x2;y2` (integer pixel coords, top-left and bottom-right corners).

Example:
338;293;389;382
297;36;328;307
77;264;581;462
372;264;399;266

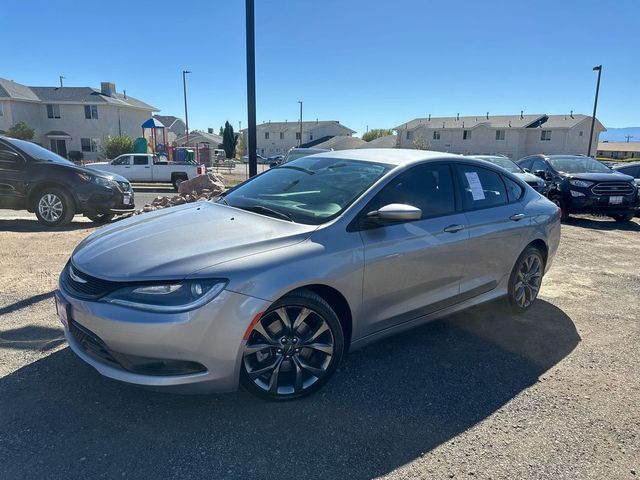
182;70;192;145
245;0;257;177
298;101;303;147
587;65;602;157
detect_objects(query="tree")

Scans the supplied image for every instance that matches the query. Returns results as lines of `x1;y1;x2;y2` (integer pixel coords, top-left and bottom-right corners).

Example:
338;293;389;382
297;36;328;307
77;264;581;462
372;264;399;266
362;128;392;142
222;121;237;159
412;137;431;150
102;135;134;159
6;121;35;140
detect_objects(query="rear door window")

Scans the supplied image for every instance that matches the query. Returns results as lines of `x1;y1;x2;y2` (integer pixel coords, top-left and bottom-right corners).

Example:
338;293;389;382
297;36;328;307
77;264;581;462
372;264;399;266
502;175;525;203
455;164;508;210
133;156;149;165
0;144;24;171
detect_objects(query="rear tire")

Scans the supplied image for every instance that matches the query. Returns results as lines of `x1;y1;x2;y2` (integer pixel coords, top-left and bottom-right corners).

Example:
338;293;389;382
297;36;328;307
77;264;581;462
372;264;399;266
611;213;634;223
34;188;75;227
172;176;187;191
86;212;115;224
507;246;545;313
240;290;344;401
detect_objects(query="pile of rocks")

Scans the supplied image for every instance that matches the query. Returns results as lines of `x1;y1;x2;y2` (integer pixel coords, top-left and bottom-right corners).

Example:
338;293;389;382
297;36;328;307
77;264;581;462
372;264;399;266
133;173;226;215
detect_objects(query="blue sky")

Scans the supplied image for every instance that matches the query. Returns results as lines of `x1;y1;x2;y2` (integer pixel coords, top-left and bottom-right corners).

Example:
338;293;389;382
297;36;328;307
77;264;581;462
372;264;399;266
3;0;639;135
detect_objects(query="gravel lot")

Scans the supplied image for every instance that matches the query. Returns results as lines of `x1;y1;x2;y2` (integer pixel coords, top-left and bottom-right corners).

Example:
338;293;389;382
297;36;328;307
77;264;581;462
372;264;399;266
0;213;638;479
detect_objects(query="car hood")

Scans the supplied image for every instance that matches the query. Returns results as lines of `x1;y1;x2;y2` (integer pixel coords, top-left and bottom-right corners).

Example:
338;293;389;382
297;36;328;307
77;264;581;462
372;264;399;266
561;171;635;182
71;202;316;281
32;161;128;183
515;172;543;184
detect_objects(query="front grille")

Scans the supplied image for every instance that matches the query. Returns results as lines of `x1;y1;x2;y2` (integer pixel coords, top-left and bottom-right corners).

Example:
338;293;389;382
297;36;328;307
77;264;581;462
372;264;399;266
591;181;635;196
70;320;120;367
60;262;124;300
70;320;206;376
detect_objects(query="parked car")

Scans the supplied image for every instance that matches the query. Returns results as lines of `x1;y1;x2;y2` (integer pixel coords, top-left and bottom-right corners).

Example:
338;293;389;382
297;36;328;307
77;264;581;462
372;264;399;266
87;154;206;190
281;147;331;165
241;154;268;164
471;155;546;193
267;155;284;165
56;149;560;400
516;154;639;222
612;162;640;185
0;136;134;226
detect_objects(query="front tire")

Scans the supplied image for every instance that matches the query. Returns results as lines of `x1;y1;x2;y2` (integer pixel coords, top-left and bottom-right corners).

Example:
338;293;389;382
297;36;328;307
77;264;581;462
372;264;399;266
241;290;344;401
549;195;569;222
507;246;545;313
611;213;635;223
34;188;75;227
86;212;115;224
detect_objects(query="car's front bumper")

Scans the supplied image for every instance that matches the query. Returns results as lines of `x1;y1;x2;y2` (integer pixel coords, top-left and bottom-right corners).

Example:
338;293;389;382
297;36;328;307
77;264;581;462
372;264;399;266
566;193;639;215
78;186;135;216
57;287;270;393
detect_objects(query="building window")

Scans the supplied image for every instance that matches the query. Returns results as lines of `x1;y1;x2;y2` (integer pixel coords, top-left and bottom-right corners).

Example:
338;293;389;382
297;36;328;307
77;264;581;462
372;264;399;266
280;132;284;140
463;130;471;140
541;130;552;141
265;132;269;140
84;104;98;119
81;138;99;152
310;134;313;141
0;103;3;116
433;131;440;140
46;104;60;119
579;131;583;136
296;132;301;140
495;130;505;140
406;130;413;140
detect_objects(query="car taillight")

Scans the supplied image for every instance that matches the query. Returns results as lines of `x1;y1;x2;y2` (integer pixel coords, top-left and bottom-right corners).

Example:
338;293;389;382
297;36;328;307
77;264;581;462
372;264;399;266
197;166;204;175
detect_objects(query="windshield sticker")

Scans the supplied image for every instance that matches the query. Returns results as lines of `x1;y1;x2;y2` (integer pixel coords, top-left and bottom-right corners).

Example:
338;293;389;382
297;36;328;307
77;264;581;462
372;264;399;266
465;172;486;200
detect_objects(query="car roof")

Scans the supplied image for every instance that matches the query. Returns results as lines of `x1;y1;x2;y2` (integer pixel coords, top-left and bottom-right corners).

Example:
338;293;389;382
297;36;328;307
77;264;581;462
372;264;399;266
307;148;464;167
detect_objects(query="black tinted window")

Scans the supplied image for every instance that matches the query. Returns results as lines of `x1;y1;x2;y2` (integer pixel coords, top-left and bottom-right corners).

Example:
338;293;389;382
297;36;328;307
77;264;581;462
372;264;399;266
133;156;148;165
531;159;547;172
456;165;508;210
371;163;455;219
503;176;524;202
618;166;639;178
518;158;533;170
0;144;24;171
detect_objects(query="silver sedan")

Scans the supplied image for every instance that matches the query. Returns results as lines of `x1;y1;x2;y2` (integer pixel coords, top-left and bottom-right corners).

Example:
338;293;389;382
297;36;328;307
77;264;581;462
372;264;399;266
56;149;561;400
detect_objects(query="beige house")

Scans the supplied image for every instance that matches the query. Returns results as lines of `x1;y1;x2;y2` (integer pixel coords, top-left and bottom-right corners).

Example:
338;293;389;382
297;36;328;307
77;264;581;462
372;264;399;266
394;113;605;159
596;141;640;160
0;78;157;161
241;120;356;156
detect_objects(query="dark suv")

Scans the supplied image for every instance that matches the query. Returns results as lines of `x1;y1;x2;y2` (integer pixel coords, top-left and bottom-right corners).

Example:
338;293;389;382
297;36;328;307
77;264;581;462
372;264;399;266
0;136;134;227
516;154;638;222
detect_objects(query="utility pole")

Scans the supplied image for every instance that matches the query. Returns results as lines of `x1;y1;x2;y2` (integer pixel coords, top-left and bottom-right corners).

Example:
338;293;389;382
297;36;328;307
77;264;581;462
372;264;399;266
298;101;303;147
624;135;633;143
246;0;257;177
59;76;65;88
587;65;602;157
182;70;192;145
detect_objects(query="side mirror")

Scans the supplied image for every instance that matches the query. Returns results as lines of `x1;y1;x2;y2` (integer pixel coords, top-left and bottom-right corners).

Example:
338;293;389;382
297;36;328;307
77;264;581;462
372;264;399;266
367;203;422;222
269;162;278;168
523;168;531;173
533;169;547;179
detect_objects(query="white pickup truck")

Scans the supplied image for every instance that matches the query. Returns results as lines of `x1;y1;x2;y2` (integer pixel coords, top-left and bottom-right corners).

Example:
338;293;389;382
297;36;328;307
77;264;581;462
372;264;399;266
87;154;205;190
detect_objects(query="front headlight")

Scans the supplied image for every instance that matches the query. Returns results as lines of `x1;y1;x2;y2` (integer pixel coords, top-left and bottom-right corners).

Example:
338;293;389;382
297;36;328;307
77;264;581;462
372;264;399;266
102;279;227;312
569;179;593;188
77;173;116;189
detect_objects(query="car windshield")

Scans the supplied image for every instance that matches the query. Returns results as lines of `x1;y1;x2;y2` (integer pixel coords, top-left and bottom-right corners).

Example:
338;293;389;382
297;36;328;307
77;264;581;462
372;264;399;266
285;151;317;163
547;156;611;174
221;156;391;225
3;137;74;165
476;156;522;173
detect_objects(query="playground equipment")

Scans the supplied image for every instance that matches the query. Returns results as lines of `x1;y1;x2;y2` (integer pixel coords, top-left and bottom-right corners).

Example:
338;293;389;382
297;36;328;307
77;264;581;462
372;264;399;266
141;117;166;155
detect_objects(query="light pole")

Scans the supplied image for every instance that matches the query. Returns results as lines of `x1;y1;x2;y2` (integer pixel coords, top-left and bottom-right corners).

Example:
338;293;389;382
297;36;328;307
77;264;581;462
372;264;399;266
246;0;257;177
182;70;192;145
587;65;602;157
298;101;303;146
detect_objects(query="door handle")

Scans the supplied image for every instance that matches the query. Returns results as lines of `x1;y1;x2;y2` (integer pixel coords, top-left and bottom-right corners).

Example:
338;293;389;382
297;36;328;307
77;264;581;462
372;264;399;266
125;166;131;168
144;166;150;168
443;224;465;233
510;213;525;221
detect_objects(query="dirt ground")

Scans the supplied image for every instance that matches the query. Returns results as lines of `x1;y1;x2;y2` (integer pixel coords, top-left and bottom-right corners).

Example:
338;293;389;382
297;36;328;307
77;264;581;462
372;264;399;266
0;214;638;479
